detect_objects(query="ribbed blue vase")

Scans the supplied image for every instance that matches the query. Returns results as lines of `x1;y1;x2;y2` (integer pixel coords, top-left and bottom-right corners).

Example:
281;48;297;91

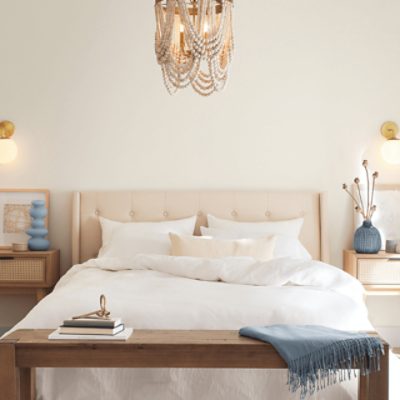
26;200;50;251
353;220;381;254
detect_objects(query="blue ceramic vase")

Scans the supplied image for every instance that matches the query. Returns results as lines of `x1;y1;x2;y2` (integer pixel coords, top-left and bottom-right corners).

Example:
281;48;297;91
26;200;50;251
353;220;381;254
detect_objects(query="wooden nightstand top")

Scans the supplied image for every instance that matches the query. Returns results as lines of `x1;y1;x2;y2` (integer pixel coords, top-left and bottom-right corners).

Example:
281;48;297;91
343;250;400;259
0;249;59;257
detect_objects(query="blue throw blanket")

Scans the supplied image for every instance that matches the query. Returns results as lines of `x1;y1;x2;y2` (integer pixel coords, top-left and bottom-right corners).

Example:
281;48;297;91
239;325;383;399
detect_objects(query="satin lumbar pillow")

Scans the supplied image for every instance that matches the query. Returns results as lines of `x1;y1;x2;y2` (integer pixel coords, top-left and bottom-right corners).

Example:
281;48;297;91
169;233;276;261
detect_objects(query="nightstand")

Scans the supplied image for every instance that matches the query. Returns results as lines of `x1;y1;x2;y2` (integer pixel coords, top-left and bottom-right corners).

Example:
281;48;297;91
343;250;400;292
0;249;60;302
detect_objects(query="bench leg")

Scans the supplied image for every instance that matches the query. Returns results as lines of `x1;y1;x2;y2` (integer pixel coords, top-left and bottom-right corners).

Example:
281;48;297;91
359;344;389;400
19;368;35;400
36;289;48;302
0;342;18;400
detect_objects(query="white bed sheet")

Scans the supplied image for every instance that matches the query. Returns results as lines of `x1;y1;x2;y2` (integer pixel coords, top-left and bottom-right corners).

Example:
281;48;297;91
7;256;399;400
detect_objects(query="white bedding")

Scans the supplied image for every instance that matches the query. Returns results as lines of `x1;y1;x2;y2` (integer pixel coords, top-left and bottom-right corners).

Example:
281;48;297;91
8;256;399;400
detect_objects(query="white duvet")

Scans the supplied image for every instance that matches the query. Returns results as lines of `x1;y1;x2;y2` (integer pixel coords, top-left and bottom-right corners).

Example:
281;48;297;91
8;256;398;400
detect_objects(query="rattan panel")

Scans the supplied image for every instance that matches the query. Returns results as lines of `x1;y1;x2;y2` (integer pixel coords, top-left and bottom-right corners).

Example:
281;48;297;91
358;259;400;285
0;258;45;281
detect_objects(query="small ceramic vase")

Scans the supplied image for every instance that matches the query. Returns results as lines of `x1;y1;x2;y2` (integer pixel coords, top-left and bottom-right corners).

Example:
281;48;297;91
353;220;381;254
386;240;398;253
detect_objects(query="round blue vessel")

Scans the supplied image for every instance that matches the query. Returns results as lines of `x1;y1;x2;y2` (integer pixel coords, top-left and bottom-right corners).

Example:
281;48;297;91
353;220;381;254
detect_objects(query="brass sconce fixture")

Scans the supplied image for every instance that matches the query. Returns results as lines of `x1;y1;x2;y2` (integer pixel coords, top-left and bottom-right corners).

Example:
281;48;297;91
0;121;18;164
381;121;400;165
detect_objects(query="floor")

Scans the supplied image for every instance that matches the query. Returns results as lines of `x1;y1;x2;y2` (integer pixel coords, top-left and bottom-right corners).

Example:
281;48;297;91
0;327;9;336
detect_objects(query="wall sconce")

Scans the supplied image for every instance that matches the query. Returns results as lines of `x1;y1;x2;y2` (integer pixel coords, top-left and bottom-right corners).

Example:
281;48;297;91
0;121;18;164
381;121;400;165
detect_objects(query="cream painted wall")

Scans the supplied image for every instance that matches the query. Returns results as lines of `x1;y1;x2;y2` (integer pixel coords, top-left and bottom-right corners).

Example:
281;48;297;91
0;0;400;328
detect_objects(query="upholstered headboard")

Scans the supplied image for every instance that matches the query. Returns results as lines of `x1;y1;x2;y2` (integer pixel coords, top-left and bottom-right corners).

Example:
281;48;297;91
72;191;329;264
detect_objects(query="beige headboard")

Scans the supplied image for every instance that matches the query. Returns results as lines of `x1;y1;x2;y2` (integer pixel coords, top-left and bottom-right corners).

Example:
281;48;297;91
72;191;329;265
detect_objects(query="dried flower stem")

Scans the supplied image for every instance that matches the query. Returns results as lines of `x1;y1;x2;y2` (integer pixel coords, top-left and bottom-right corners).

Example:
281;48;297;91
355;181;365;215
342;161;379;222
369;173;378;219
343;187;366;219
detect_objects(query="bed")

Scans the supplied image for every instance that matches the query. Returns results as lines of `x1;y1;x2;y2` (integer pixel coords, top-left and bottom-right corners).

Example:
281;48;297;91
5;191;399;399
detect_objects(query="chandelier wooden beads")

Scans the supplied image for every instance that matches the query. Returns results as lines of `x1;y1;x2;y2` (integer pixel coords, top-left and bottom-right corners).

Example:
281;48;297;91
155;0;234;96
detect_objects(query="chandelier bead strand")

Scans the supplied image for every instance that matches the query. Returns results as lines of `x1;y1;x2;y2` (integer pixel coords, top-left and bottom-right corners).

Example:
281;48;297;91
155;0;234;96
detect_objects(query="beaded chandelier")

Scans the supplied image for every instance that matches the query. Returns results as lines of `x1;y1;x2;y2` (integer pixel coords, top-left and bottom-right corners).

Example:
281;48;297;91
155;0;234;96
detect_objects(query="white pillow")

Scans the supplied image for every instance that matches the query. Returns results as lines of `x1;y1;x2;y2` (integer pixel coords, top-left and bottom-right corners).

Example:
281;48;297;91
200;226;311;260
98;216;197;258
207;214;304;238
169;233;276;261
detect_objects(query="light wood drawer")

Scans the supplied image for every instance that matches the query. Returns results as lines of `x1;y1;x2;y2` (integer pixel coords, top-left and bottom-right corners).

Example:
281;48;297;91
358;259;400;285
0;258;46;281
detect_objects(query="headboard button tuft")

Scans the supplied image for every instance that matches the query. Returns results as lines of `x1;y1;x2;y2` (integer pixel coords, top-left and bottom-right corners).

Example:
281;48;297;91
95;209;100;216
163;211;169;217
129;211;135;217
231;210;238;217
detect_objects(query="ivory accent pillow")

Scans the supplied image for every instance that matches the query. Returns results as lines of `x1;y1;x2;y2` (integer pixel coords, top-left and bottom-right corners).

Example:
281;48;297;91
169;233;276;261
206;214;304;238
98;216;197;258
200;226;311;260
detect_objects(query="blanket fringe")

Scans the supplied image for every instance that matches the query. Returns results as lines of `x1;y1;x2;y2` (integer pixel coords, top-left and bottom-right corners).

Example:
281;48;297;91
287;337;383;399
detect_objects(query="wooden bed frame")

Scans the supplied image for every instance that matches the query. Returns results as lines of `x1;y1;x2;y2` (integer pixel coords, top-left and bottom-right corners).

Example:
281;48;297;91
0;329;389;400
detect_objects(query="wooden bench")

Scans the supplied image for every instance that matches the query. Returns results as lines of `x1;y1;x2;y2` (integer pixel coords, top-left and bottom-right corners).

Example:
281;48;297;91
0;329;389;400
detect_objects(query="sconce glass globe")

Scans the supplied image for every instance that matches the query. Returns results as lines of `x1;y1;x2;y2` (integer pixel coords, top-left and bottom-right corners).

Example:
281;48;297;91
0;138;18;164
381;139;400;165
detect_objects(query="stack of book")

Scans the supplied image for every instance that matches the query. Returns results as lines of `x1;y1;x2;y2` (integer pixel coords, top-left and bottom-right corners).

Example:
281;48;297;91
49;317;133;341
60;317;125;335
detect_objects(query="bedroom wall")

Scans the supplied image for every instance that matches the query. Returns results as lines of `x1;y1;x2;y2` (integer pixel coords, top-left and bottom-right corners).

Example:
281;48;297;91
1;0;400;332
